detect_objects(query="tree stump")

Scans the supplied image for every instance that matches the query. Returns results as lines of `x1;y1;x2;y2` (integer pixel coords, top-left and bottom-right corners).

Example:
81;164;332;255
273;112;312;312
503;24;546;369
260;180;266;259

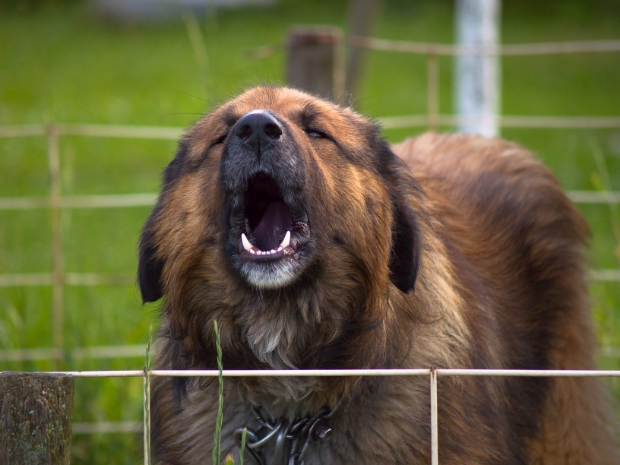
1;372;74;465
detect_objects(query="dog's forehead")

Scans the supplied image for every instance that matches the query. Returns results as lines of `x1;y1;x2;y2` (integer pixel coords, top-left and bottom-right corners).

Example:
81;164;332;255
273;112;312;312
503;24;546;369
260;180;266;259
215;87;347;124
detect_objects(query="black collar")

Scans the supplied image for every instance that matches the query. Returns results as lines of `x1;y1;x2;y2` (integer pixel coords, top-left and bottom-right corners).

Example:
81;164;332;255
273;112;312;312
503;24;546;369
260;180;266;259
234;402;340;465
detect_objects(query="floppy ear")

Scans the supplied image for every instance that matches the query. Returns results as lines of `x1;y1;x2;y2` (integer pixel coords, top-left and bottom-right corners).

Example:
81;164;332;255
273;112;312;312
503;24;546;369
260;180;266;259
137;139;191;303
377;142;420;293
389;194;420;293
138;215;165;303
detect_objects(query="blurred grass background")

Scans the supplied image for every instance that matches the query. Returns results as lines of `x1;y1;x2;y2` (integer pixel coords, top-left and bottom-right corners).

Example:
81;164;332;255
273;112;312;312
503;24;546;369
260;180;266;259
0;0;619;463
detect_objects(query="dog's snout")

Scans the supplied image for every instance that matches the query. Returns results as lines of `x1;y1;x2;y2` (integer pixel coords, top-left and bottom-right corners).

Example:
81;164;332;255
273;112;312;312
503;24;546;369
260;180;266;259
222;109;304;197
234;111;283;151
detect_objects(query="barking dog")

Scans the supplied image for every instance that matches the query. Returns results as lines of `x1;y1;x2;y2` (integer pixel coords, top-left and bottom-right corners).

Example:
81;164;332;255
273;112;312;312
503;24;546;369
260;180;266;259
138;87;616;465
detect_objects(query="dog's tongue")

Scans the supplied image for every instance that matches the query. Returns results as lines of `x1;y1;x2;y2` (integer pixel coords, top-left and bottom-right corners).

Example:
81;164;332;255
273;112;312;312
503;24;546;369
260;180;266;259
253;201;292;250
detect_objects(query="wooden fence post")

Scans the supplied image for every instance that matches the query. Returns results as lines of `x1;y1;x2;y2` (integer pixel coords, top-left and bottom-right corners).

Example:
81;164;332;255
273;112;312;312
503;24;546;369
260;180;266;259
344;0;383;100
1;372;74;465
286;26;345;105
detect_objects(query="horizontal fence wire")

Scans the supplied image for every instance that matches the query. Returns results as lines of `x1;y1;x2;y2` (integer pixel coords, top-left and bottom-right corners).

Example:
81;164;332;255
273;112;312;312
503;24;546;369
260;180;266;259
0;273;136;287
72;421;138;435
0;193;158;210
0;345;147;362
0;268;617;289
7;368;619;378
2;343;620;363
249;38;620;59
4;367;613;437
2;115;620;143
0;124;183;139
1;189;619;212
379;114;620;129
348;37;620;56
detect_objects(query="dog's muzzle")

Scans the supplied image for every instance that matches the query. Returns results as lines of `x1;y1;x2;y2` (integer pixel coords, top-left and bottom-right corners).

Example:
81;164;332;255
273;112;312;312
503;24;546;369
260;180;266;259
221;110;313;288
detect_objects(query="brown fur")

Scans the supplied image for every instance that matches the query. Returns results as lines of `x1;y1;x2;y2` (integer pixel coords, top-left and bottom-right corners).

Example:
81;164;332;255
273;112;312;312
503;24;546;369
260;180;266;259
138;87;617;464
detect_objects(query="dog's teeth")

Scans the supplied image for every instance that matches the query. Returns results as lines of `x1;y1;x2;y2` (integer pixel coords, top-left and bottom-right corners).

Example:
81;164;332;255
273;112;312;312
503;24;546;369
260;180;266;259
241;233;254;252
244;232;290;255
280;231;291;249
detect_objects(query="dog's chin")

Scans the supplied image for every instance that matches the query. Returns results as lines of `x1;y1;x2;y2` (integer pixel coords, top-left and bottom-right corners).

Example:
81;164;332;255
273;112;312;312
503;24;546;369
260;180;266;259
239;256;304;289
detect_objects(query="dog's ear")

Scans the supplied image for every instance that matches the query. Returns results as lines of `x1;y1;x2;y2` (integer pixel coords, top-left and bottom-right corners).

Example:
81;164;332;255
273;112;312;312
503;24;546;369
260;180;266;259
138;215;165;303
137;140;191;303
377;142;420;294
389;194;420;293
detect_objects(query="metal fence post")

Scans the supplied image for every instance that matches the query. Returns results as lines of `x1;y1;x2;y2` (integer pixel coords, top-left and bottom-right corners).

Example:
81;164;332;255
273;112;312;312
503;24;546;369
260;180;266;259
454;0;501;136
430;367;439;465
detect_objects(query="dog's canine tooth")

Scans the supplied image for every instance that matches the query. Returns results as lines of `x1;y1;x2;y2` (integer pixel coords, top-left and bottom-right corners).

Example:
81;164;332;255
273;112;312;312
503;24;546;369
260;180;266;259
280;231;291;249
241;233;254;252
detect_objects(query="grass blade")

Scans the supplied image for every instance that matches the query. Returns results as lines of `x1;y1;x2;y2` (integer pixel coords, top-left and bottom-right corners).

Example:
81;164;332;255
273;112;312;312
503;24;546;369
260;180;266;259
144;326;153;465
239;427;247;465
212;320;224;465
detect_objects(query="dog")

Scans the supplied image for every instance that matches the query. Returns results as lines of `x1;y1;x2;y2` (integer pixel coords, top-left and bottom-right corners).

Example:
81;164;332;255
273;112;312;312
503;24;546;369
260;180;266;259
138;86;616;464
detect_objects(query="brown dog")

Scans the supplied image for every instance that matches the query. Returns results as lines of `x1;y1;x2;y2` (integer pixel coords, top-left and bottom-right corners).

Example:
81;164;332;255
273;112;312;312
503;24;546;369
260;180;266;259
138;87;616;465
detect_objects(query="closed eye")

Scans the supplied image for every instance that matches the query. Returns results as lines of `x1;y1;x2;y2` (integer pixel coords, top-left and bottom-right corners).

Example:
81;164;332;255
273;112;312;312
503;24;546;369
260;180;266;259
305;128;327;139
210;133;228;148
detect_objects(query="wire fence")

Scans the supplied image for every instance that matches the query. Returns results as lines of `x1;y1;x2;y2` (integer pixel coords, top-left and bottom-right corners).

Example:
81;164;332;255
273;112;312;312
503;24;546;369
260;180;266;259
1;38;620;444
25;367;620;465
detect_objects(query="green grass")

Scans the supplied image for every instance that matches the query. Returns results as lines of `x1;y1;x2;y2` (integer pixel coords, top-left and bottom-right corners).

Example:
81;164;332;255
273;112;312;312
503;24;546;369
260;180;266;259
1;1;619;463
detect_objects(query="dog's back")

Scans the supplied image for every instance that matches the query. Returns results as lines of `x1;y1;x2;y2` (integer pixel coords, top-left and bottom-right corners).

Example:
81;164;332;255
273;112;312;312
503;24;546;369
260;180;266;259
394;133;617;464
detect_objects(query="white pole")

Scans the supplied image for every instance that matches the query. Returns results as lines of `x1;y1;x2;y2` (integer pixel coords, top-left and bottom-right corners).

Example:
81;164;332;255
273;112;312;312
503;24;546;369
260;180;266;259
454;0;501;137
430;367;439;465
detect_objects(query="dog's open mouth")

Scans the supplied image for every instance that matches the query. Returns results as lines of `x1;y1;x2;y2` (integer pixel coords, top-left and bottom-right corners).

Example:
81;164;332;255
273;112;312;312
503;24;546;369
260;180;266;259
231;172;310;263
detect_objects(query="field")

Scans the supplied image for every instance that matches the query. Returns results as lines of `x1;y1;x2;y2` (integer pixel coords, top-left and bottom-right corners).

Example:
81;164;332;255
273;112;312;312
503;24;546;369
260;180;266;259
1;0;619;463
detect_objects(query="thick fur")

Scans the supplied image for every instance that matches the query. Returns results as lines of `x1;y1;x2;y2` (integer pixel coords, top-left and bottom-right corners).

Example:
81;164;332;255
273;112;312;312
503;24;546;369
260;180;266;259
139;87;617;464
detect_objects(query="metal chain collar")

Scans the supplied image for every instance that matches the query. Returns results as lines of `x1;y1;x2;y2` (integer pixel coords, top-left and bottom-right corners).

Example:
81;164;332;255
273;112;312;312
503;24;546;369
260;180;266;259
233;402;339;465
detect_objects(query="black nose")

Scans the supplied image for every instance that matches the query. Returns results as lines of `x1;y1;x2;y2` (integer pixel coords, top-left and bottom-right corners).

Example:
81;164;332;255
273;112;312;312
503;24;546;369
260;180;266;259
233;111;283;153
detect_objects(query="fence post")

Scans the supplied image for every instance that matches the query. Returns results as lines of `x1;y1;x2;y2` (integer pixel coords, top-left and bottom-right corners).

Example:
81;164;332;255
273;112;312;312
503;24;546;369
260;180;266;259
286;26;345;105
47;124;64;369
430;367;439;465
454;0;501;136
1;372;74;465
344;0;383;100
427;45;440;132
